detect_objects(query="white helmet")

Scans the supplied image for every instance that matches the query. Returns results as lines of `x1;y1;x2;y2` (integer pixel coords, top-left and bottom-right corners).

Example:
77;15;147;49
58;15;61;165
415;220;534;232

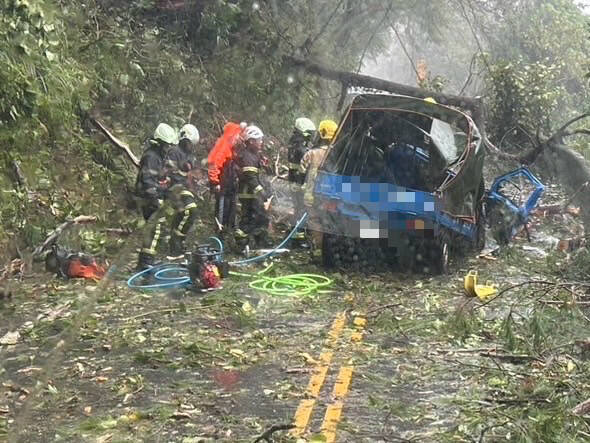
179;123;200;144
153;123;178;145
295;117;316;136
244;125;264;141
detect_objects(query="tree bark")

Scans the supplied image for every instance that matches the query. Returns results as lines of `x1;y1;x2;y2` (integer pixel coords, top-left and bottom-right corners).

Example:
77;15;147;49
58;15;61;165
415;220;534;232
284;56;484;113
543;141;590;237
90;118;140;168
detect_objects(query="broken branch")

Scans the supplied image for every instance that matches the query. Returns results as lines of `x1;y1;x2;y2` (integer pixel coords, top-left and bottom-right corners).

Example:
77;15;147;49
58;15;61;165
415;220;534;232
32;215;97;258
572;398;590;416
284;56;482;112
252;423;295;443
90;118;140;168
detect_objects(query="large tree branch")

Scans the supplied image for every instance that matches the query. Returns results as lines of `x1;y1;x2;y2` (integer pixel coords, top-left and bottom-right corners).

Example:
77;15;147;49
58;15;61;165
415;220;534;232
284;56;483;112
284;57;590;174
550;113;590;141
564;129;590;137
90;118;140;168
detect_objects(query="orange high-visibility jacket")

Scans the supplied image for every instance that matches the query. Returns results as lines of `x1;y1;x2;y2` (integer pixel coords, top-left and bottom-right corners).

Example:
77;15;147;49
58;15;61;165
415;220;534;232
207;122;242;186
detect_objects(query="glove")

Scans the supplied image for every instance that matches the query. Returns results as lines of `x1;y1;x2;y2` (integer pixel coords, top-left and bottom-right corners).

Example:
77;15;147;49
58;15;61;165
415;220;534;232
264;196;273;211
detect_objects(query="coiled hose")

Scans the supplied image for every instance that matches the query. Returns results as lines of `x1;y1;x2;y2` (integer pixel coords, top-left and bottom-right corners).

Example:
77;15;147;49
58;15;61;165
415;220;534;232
228;263;332;297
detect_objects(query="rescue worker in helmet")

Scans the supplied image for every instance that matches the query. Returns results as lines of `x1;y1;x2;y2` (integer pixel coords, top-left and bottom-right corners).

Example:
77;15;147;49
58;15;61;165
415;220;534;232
301;119;338;205
287;117;316;246
208;122;245;237
135;123;178;270
164;123;200;257
234;125;273;252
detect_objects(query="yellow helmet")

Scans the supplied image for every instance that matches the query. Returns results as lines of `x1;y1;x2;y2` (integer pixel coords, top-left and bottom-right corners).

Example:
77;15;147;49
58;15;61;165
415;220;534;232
318;119;338;141
424;97;437;104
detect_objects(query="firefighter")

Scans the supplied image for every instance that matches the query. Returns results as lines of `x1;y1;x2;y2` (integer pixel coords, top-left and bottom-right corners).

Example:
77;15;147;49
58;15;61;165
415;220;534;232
135;123;178;270
301;119;338;257
165;123;201;257
288;117;316;184
207;122;245;237
301;119;338;205
234;125;272;252
287;117;316;246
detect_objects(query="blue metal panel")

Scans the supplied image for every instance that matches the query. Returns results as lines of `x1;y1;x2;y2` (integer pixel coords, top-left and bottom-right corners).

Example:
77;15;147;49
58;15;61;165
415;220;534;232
313;172;476;239
486;167;545;239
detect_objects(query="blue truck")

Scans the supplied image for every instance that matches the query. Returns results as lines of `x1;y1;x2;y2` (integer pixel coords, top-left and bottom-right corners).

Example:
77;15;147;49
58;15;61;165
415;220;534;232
308;93;544;273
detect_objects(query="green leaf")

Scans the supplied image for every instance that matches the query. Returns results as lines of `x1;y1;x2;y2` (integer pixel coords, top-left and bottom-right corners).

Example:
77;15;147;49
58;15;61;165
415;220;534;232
45;49;56;61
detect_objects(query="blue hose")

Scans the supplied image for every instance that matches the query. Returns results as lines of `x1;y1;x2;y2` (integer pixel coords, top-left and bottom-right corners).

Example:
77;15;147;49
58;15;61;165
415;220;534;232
229;212;308;266
208;236;224;261
127;264;191;289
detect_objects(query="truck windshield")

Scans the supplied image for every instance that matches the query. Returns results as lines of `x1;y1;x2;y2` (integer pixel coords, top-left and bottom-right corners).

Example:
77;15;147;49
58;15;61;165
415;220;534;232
323;108;469;191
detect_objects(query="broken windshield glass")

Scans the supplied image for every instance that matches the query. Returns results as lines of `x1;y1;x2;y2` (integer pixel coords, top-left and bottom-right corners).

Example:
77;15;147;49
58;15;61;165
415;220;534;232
323;106;470;192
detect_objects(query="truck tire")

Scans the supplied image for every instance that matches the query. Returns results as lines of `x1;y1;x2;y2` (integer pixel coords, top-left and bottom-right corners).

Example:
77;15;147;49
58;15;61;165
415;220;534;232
322;233;338;267
434;239;450;274
432;229;451;274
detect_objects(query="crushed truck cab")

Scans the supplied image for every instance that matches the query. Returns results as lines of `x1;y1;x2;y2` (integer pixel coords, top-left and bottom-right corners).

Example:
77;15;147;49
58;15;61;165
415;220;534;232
307;93;543;273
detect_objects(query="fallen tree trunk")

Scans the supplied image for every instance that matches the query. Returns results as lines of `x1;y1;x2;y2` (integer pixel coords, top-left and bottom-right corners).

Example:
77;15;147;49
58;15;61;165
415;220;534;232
544;142;590;237
285;55;487;133
90;118;140;168
285;56;483;111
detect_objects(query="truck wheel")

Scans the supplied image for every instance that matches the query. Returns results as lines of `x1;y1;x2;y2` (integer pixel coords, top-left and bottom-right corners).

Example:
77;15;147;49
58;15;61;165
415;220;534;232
434;240;450;274
431;228;451;274
474;180;486;251
322;233;337;267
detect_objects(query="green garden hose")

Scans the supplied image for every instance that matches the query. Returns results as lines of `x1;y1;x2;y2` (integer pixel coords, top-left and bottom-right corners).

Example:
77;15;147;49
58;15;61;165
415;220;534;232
228;264;332;297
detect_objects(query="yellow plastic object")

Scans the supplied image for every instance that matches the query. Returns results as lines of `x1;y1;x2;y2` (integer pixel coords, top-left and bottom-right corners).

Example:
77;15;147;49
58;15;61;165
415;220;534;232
464;270;477;296
464;270;498;301
474;284;497;301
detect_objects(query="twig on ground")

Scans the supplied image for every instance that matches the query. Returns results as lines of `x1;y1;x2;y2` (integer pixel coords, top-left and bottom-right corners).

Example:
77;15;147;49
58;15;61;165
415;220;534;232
103;228;132;236
475;280;590;309
479;352;543;363
366;303;402;317
121;306;210;322
252;423;295;442
478;420;511;443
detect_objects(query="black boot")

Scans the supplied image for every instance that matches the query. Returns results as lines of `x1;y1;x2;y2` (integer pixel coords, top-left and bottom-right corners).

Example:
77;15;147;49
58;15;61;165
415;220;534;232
136;251;155;272
254;232;272;249
168;235;185;259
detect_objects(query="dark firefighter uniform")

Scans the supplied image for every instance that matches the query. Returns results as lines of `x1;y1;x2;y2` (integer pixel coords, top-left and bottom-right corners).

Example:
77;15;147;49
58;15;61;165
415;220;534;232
164;144;199;256
135;140;170;269
234;147;271;249
287;130;310;185
287;119;315;246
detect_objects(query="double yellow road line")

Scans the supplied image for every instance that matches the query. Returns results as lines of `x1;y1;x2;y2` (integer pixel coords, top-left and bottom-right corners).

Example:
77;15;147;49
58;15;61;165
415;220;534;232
291;313;367;442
